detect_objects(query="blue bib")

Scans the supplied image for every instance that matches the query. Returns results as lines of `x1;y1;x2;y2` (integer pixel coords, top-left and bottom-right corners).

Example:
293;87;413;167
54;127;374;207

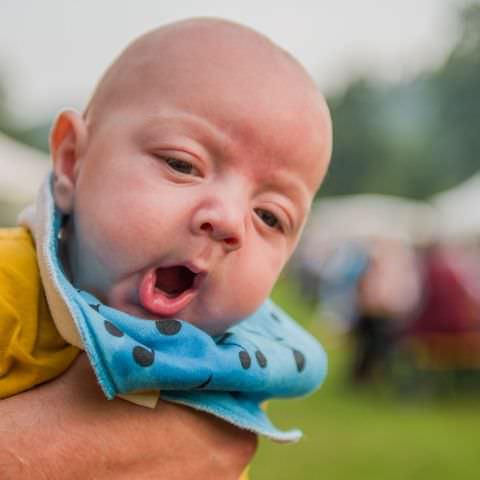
42;176;327;442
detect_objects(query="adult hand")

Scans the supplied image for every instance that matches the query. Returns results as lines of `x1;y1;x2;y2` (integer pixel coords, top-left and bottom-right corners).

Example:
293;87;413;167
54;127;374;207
0;354;257;480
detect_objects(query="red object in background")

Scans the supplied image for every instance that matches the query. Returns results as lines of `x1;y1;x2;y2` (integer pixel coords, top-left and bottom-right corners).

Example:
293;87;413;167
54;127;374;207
409;247;479;335
405;246;480;369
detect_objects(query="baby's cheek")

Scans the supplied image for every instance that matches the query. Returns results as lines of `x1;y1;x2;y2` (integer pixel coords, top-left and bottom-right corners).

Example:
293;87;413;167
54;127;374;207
76;196;148;270
229;251;281;314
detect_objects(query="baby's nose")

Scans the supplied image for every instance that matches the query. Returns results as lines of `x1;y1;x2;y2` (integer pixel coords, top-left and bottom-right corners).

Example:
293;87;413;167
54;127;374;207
192;201;245;252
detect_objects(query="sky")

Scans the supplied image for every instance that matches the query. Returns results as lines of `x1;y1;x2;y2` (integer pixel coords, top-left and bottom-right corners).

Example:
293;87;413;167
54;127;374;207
0;0;471;126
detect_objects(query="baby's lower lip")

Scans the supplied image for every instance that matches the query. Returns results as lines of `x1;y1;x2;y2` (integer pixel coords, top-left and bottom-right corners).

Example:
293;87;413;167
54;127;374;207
138;269;201;318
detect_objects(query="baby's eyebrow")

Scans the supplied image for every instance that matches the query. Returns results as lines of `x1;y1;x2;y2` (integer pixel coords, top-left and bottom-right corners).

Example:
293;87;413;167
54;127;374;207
140;112;230;148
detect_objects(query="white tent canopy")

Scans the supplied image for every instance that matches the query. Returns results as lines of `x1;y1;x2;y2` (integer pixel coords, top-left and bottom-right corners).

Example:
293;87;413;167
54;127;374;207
0;132;50;205
432;172;480;240
301;194;436;249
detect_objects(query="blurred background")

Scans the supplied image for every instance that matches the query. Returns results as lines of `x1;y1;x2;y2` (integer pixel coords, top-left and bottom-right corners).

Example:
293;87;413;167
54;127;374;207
2;1;480;478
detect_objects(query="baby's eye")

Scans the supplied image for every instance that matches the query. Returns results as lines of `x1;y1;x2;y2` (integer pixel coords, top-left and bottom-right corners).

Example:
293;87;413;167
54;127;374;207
164;157;199;176
255;208;281;230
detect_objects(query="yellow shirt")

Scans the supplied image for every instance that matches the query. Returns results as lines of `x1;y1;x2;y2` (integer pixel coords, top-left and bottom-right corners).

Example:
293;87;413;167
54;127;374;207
0;227;79;398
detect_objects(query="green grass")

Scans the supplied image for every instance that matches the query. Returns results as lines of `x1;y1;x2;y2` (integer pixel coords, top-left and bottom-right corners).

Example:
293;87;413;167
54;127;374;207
250;277;480;480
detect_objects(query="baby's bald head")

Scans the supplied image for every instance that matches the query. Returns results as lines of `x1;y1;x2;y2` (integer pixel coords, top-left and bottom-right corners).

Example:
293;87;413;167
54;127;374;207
86;18;313;113
85;19;331;163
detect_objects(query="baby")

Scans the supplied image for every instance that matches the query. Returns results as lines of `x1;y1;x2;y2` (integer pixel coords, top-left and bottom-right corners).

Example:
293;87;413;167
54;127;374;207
1;18;331;441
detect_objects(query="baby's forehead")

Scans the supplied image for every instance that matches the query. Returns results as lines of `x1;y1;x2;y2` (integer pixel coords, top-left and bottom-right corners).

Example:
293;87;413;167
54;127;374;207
86;20;317;120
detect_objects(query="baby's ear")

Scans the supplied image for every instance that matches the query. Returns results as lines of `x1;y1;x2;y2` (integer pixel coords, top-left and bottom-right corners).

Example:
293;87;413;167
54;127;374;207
50;110;88;214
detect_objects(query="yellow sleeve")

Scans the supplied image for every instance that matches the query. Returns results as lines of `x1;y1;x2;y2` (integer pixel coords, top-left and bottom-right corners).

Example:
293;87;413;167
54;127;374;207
0;227;80;398
239;468;250;480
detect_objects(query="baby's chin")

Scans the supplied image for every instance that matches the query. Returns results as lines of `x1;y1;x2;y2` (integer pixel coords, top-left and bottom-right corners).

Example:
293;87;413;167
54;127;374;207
123;300;249;336
103;280;255;335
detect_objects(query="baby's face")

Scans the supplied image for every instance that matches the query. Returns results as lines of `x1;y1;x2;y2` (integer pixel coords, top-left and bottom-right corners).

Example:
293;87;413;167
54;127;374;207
54;23;331;334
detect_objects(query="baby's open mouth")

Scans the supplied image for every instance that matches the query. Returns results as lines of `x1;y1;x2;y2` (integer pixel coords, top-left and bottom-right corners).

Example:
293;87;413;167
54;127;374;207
139;265;203;317
154;266;195;297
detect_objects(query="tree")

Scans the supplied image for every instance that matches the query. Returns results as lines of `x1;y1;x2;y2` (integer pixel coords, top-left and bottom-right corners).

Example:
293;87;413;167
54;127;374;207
321;2;480;200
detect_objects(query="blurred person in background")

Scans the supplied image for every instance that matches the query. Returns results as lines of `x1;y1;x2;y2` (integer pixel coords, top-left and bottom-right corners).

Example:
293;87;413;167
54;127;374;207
351;239;421;383
316;241;369;332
